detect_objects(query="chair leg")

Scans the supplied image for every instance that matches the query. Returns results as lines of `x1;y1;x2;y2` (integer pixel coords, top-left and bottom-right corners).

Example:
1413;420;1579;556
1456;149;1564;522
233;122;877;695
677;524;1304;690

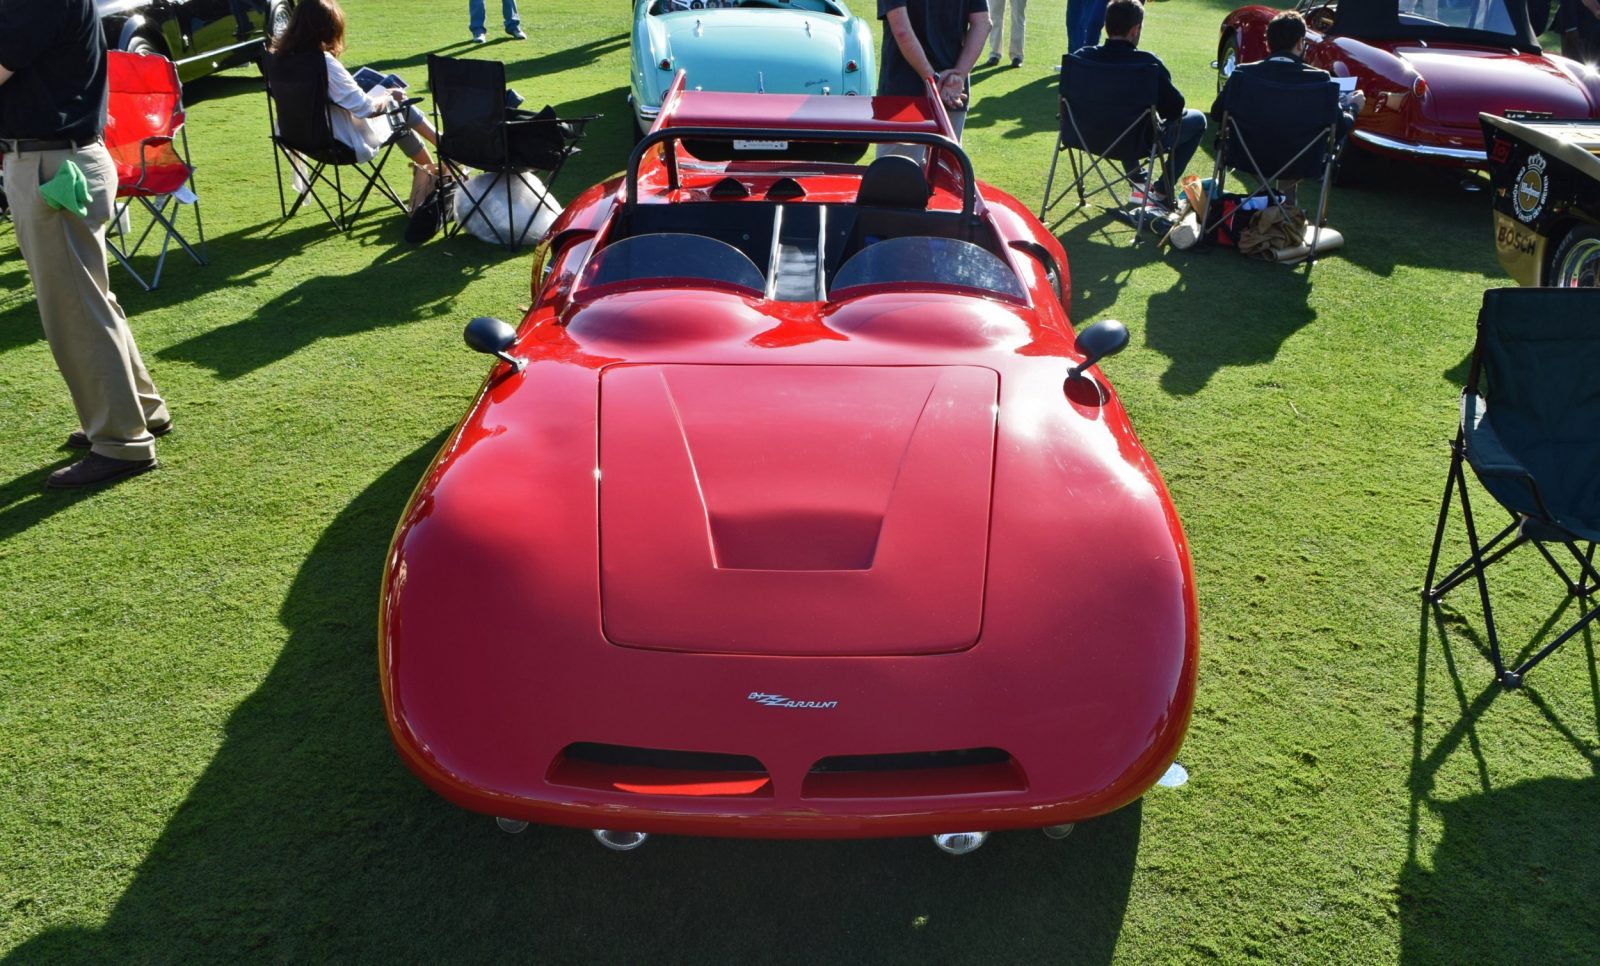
1040;143;1062;221
1453;463;1514;685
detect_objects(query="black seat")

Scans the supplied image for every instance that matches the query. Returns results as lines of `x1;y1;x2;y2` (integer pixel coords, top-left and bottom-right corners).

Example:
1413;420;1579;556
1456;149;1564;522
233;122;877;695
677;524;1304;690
1423;288;1600;688
839;155;932;262
1207;69;1343;270
1039;52;1167;239
427;54;597;250
264;50;407;232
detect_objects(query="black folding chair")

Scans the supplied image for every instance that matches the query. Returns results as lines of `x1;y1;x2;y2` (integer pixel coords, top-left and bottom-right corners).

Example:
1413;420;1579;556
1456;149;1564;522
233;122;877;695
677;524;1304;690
264;50;409;232
1039;53;1167;239
1423;288;1600;688
1207;69;1342;269
427;54;597;251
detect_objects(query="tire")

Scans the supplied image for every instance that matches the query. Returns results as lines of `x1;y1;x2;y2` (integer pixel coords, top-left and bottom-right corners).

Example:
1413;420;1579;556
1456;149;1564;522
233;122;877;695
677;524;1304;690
1549;224;1600;288
1216;35;1237;95
125;33;161;58
1333;140;1369;186
267;0;293;44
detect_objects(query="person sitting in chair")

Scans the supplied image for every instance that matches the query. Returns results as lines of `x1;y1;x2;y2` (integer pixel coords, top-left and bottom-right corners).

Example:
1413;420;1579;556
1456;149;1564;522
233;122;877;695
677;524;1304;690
1210;11;1364;204
1212;12;1364;145
1073;0;1205;210
270;0;440;174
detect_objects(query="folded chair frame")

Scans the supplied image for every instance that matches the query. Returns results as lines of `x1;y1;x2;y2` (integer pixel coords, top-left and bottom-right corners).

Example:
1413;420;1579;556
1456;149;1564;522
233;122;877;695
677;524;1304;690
265;88;409;233
1205;113;1339;270
107;125;207;291
1424;432;1600;689
431;111;588;252
1040;101;1168;241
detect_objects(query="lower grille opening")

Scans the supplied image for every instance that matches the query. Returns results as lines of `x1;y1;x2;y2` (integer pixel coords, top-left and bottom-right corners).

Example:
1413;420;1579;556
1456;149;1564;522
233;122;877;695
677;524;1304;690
549;742;773;798
802;747;1026;799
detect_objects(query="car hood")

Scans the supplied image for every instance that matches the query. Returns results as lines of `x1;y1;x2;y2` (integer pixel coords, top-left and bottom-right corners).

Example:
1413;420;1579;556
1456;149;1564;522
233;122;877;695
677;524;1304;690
1397;47;1596;127
599;364;997;656
660;11;849;93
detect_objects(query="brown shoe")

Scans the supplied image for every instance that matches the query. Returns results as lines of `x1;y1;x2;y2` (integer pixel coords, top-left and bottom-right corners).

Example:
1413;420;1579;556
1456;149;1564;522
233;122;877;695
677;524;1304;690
46;452;158;489
66;420;171;450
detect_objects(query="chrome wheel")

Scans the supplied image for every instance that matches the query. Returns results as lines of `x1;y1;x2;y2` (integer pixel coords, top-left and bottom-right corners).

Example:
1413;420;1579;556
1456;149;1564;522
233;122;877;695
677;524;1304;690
1553;229;1600;288
268;0;294;42
1216;39;1237;94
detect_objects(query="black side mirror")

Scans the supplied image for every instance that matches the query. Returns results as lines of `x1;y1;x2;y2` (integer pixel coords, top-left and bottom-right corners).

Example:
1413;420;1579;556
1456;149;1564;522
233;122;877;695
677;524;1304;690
1067;319;1129;380
463;316;525;372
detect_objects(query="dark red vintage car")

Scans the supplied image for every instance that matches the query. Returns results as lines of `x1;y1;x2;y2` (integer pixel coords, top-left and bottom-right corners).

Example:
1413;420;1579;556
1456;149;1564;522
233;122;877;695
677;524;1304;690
1218;0;1600;167
379;80;1198;852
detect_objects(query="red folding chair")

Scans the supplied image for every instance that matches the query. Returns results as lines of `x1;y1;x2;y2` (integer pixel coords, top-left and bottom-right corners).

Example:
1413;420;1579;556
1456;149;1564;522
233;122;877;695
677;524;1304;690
105;50;206;290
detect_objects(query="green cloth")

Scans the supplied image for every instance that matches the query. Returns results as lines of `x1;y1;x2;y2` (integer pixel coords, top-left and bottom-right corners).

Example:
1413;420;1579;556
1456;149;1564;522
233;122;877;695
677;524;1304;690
39;160;90;217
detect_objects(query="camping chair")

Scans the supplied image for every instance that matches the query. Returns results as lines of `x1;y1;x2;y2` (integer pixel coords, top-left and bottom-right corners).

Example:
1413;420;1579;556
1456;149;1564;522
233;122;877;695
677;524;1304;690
426;54;596;251
104;50;206;291
1206;69;1343;269
265;50;409;232
1423;288;1600;688
1039;52;1168;238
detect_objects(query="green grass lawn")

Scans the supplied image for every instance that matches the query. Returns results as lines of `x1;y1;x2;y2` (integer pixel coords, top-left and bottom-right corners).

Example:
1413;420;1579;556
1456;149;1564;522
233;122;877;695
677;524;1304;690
2;0;1597;962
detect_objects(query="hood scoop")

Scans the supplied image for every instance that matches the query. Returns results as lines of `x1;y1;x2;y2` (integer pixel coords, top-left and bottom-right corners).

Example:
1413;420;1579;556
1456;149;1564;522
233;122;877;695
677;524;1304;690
600;365;997;656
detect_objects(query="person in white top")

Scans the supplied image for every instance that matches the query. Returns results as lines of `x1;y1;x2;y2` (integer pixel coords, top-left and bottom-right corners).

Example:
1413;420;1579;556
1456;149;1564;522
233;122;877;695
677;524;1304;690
271;0;439;173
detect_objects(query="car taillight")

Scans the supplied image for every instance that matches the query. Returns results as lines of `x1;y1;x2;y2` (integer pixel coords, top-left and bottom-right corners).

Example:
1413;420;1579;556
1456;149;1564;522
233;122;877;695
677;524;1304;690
659;58;672;70
1412;75;1428;97
845;59;858;73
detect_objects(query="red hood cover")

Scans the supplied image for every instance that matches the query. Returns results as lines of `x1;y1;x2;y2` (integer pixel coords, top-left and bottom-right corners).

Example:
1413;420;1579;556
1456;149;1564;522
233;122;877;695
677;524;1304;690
1400;48;1594;127
600;364;998;656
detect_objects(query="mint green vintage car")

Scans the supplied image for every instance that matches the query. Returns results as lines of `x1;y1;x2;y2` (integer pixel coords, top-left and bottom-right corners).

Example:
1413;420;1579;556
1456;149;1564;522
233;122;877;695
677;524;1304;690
629;0;877;136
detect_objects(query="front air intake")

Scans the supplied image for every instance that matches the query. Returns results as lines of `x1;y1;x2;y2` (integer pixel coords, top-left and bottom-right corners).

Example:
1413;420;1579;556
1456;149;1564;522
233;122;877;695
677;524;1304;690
802;747;1026;799
549;742;773;797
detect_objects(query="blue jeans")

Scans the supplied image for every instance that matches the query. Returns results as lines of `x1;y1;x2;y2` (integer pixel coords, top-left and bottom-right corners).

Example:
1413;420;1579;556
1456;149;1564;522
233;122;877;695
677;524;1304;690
469;0;521;33
1066;0;1107;54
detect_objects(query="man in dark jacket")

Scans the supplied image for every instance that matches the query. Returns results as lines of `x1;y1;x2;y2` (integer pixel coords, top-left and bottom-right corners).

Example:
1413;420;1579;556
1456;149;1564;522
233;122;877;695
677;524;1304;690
0;0;171;488
1211;11;1364;140
1074;0;1205;206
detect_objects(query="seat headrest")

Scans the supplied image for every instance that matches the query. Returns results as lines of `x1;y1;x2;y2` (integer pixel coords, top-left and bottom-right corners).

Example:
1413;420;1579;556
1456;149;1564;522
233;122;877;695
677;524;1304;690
855;155;930;209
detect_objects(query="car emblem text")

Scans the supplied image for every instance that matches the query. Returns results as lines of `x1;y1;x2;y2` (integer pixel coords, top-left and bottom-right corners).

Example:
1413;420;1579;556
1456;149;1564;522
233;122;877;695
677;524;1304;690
1513;153;1549;224
748;691;839;709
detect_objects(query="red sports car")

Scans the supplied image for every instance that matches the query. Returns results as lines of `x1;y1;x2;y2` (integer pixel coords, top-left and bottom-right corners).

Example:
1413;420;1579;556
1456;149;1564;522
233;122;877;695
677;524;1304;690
379;79;1198;852
1218;0;1600;167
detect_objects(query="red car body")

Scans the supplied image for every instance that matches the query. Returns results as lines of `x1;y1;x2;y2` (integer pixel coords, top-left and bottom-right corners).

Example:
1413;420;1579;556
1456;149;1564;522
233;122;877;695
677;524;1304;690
1219;0;1600;166
379;81;1198;840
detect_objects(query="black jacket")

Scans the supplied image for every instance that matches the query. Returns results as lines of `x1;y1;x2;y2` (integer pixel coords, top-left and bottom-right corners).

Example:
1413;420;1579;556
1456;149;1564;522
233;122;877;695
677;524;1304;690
1073;38;1185;122
1210;54;1356;135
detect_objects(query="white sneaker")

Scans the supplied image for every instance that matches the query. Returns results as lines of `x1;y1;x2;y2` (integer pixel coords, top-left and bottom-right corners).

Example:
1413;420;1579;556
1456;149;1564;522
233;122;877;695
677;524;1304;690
471;31;487;43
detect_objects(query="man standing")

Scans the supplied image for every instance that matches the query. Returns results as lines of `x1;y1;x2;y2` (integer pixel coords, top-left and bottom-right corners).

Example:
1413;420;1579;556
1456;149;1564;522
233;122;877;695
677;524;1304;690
469;0;525;42
878;0;991;143
1066;0;1108;54
1;0;171;489
985;0;1026;68
1077;0;1206;207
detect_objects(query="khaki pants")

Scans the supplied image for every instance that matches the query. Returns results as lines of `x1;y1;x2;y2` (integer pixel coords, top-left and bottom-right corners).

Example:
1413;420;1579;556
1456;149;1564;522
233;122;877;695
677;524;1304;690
5;143;167;461
989;0;1027;62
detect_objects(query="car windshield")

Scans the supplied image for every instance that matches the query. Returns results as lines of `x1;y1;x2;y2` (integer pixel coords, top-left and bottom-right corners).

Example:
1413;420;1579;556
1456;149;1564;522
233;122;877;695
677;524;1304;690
580;233;767;296
831;237;1026;301
1323;0;1536;47
651;0;846;15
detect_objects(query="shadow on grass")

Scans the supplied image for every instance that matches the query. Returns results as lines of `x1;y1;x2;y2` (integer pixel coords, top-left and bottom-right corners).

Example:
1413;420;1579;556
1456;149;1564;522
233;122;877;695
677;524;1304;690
966;73;1057;143
0;461;99;543
154;225;489;379
5;438;1144;964
1144;251;1315;395
1402;605;1600;964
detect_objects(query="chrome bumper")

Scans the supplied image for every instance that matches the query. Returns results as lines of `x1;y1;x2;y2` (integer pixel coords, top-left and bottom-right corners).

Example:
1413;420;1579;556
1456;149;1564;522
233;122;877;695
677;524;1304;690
1350;129;1487;163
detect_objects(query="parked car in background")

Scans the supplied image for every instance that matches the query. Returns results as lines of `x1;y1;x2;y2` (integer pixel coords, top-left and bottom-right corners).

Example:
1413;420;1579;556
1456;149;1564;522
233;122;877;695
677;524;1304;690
1217;0;1600;169
380;80;1198;852
1483;112;1600;286
629;0;875;137
98;0;294;83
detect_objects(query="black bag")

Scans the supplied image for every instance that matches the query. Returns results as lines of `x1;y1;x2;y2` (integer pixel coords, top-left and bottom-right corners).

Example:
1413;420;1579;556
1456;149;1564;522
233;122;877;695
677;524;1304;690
404;176;457;244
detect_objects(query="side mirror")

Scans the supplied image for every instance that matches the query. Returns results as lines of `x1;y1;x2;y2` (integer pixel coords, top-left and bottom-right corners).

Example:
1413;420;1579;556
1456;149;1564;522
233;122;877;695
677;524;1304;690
463;316;526;372
1067;319;1129;380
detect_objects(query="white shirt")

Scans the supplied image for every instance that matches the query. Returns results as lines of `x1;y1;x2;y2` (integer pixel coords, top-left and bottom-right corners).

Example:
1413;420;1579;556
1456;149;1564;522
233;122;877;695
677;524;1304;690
323;52;397;163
